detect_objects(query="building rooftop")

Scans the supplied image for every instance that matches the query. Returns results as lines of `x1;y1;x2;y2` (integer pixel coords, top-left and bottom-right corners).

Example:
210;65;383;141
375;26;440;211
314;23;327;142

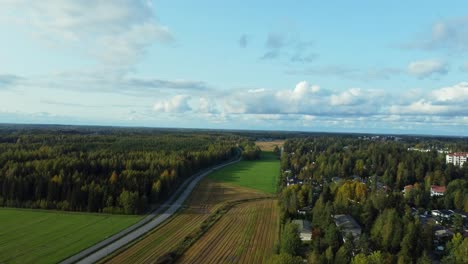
292;219;311;233
431;185;446;193
447;152;468;157
333;214;362;241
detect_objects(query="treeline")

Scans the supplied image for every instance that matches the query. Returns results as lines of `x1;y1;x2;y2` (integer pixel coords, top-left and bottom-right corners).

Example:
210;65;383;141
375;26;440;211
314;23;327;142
240;140;261;160
0;129;240;214
282;137;468;192
275;136;468;263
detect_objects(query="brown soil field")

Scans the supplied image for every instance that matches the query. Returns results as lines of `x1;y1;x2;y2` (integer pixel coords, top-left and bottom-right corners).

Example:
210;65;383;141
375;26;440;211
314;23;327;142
102;179;267;264
177;199;280;264
255;140;285;151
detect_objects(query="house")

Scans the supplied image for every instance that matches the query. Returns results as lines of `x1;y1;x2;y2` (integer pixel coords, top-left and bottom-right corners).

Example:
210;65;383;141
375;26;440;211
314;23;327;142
292;219;312;241
333;214;362;242
431;185;446;197
297;206;313;215
286;176;303;186
431;209;454;224
446;152;468;167
402;184;414;195
434;227;454;240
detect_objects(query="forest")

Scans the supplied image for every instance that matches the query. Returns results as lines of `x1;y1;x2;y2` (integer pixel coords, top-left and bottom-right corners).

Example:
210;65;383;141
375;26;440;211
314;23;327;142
0;126;242;214
274;136;468;264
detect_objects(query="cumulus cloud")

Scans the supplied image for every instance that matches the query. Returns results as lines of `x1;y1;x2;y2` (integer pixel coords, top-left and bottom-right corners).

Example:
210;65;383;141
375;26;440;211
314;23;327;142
0;0;173;66
330;88;361;106
153;95;192;113
217;81;383;117
197;97;219;114
291;81;320;100
390;100;451;115
407;59;448;78
390;82;468;116
430;82;468;103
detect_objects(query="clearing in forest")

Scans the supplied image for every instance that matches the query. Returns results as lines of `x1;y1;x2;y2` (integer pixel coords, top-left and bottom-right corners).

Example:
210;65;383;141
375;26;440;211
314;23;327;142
255;140;285;151
0;208;140;264
178;199;280;264
208;151;280;194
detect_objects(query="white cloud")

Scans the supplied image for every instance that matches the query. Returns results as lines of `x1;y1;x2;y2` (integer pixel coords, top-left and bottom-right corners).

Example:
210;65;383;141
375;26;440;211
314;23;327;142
154;95;191;113
330;88;361;106
430;82;468;103
216;81;383;117
291;81;320;100
247;88;266;93
407;59;448;78
0;0;173;66
197;97;219;114
390;99;450;115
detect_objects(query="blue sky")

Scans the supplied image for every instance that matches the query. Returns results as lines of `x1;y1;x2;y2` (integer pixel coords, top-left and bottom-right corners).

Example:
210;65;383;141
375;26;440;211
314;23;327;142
0;1;467;135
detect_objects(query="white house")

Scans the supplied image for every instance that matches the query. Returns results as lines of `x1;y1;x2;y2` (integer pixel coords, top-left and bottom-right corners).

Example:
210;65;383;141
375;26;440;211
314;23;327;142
446;152;468;167
430;185;446;197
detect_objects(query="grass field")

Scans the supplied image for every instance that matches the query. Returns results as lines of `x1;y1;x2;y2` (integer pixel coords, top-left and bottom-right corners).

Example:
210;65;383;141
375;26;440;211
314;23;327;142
208;151;280;194
178;199;280;264
0;208;140;264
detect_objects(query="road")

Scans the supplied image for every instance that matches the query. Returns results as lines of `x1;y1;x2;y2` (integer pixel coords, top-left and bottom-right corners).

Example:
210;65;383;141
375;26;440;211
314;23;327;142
60;154;241;264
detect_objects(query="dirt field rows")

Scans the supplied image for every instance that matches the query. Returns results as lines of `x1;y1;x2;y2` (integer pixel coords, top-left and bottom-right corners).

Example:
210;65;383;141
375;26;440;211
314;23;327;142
178;199;279;264
103;179;267;263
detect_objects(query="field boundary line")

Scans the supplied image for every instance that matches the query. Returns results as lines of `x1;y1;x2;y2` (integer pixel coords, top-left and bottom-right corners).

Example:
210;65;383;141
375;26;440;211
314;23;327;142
157;196;276;264
60;150;241;264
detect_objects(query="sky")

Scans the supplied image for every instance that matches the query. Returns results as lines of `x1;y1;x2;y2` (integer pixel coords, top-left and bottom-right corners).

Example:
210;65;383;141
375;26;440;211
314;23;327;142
0;1;467;136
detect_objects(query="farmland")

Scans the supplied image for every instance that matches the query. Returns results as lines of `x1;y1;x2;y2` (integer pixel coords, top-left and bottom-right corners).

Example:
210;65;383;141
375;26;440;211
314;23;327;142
255;140;285;151
103;180;268;263
103;149;280;264
207;151;280;194
0;208;140;264
178;199;280;264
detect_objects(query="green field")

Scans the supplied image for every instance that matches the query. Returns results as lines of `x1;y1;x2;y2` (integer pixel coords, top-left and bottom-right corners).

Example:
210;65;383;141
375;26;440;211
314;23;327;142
208;151;279;194
0;208;141;264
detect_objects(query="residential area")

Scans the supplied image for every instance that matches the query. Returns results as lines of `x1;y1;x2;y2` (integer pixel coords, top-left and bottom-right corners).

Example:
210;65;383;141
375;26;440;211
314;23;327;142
278;137;468;263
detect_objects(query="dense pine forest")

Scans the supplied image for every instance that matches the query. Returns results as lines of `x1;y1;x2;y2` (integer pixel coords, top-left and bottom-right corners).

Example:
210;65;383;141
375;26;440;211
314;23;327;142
0;125;242;214
275;136;468;264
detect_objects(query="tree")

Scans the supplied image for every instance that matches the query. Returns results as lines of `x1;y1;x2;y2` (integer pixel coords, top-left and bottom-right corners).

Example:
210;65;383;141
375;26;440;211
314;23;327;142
453;214;464;234
416;251;431;264
325;246;334;264
151;180;161;202
354;159;365;176
280;221;302;256
324;223;341;251
351;251;384;264
267;253;303;264
119;190;139;214
334;245;351;264
370;209;403;253
442;233;468;264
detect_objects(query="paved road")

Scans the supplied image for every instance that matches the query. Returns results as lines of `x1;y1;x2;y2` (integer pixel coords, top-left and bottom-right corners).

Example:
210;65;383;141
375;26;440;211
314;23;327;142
60;154;241;264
